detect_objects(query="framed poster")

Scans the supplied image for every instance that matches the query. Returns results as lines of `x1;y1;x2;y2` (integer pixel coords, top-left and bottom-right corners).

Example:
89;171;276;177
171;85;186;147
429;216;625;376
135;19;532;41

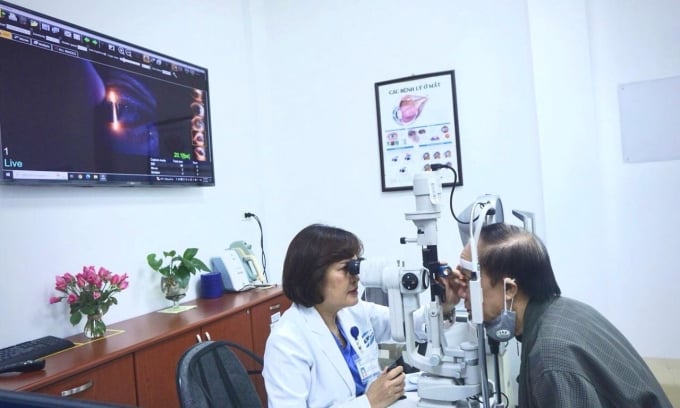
375;70;463;192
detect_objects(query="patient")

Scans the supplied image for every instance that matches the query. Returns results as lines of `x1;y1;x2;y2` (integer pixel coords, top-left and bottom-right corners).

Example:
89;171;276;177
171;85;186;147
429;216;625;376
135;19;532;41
451;223;672;407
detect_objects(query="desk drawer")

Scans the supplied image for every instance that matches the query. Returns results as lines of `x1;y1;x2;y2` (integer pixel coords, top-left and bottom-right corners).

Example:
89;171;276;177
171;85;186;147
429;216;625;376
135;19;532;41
35;355;136;405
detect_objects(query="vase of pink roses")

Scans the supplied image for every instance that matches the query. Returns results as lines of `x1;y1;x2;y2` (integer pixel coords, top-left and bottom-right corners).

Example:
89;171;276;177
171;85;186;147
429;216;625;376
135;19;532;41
50;266;129;339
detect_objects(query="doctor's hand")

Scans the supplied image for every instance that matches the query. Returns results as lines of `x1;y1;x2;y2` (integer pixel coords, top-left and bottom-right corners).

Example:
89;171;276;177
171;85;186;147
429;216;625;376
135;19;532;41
365;364;405;408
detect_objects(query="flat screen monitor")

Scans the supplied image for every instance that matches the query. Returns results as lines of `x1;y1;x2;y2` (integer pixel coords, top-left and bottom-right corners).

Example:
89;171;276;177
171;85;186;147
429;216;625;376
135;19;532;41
0;1;215;186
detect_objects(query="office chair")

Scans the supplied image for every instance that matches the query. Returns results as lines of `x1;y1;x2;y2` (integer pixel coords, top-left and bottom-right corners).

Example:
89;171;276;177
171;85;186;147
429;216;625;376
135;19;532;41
176;340;264;408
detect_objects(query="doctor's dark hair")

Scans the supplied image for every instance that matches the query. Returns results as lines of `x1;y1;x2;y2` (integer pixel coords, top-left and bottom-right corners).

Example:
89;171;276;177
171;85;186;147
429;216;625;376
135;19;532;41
282;224;363;307
478;223;561;302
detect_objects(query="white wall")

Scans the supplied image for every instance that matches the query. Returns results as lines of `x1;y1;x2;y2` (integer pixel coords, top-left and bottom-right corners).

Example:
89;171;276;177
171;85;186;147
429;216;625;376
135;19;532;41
587;0;680;358
247;0;545;283
528;0;680;358
0;0;678;364
248;0;680;359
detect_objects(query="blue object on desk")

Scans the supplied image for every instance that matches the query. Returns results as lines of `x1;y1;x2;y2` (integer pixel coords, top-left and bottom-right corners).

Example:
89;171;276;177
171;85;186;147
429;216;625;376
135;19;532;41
200;272;224;299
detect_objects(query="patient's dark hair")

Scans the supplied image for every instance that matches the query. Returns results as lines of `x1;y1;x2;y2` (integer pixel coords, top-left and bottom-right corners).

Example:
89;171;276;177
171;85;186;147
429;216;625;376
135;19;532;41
282;224;363;307
479;223;561;302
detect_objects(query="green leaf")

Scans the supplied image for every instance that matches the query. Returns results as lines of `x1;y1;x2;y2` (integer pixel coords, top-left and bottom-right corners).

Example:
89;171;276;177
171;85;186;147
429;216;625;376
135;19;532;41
178;259;194;274
81;305;97;315
70;311;82;326
183;248;199;259
191;258;211;272
149;248;209;280
159;265;171;277
147;254;163;270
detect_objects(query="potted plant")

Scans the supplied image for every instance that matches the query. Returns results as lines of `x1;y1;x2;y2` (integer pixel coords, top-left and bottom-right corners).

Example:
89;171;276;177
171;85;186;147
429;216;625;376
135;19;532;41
147;248;210;307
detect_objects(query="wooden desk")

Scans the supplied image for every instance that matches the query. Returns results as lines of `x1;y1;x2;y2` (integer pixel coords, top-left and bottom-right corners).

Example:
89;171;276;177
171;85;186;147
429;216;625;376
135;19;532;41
0;287;290;407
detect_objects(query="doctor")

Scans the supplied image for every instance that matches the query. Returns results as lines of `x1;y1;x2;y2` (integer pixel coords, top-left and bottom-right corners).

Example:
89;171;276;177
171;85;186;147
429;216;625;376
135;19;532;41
263;224;465;408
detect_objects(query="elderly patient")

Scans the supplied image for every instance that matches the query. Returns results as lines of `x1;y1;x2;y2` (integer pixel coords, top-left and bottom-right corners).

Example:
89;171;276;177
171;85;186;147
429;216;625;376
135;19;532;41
450;222;672;408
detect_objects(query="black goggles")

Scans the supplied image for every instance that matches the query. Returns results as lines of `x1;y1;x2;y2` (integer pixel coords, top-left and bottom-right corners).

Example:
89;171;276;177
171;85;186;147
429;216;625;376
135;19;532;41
346;257;364;275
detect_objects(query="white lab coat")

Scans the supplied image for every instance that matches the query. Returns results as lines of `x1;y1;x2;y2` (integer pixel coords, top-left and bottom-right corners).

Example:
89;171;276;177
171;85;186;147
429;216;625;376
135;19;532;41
263;301;427;408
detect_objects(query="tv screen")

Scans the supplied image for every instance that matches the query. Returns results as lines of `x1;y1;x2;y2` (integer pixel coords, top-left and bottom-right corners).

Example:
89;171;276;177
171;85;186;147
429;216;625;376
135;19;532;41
0;1;215;186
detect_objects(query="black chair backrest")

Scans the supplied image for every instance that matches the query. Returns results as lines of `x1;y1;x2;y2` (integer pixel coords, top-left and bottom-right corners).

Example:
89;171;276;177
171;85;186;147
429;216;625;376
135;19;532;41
176;340;263;408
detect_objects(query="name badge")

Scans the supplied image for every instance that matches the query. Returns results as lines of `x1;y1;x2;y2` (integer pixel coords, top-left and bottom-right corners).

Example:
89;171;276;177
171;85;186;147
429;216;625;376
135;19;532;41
354;352;381;383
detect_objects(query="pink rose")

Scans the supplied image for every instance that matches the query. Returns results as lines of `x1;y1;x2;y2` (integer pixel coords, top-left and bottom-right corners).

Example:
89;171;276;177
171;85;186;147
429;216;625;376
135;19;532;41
49;296;62;304
67;293;78;304
83;268;98;285
92;291;101;300
98;267;112;280
55;276;68;291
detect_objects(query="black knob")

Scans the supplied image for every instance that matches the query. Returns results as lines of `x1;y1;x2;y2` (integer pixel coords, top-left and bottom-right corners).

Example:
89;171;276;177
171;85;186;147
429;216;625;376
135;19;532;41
401;272;419;290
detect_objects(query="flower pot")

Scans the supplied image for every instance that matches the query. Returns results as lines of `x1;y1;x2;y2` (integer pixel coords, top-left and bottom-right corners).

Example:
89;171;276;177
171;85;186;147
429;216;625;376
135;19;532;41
161;276;189;307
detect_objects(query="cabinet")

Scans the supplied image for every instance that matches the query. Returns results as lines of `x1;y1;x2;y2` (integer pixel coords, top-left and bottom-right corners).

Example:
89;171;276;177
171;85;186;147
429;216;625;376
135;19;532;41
135;310;253;408
249;293;292;406
134;331;197;408
0;287;289;408
134;294;290;408
34;355;136;405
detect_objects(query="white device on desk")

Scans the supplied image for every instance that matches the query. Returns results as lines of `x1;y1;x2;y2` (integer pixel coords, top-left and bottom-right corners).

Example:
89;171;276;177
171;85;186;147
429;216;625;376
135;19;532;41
210;241;267;292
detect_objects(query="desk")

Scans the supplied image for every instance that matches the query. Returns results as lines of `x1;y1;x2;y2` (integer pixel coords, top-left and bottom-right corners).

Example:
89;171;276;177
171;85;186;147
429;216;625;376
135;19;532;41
393;392;418;407
0;287;291;407
394;391;482;407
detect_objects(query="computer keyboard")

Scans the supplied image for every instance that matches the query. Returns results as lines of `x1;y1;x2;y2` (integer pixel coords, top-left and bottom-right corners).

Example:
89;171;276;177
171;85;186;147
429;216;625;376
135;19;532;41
0;335;75;366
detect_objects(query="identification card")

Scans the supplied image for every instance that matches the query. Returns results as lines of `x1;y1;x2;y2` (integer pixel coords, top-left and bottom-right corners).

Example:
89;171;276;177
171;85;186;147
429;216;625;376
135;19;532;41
355;351;381;383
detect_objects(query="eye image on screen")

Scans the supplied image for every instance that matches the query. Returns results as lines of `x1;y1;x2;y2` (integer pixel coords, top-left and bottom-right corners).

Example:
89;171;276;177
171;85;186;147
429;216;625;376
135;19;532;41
91;65;206;172
101;70;161;156
0;44;206;174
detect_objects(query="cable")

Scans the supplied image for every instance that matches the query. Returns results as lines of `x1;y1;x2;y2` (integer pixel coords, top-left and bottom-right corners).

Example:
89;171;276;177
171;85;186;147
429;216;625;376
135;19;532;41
489;338;503;406
244;212;268;282
429;163;477;225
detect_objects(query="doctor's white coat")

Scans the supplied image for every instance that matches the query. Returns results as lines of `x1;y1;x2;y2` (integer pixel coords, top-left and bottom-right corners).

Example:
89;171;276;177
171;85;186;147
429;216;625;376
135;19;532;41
263;301;427;408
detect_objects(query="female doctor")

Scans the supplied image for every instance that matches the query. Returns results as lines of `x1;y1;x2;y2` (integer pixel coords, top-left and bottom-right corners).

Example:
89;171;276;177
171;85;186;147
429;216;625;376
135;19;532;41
263;224;466;408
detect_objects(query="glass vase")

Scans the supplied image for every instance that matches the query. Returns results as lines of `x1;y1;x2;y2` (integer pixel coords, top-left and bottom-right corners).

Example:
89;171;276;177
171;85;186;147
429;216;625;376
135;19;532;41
161;276;189;308
83;313;107;339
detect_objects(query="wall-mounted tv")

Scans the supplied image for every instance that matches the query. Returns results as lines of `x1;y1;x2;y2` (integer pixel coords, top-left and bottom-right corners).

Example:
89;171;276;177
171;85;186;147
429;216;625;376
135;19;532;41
0;1;215;186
